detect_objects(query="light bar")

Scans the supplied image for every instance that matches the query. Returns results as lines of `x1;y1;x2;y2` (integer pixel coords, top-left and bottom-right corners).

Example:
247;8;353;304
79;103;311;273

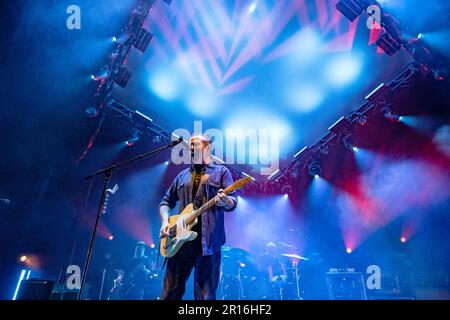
135;110;153;122
267;169;281;180
242;171;256;181
12;270;26;300
365;83;386;100
294;146;308;159
328;116;345;131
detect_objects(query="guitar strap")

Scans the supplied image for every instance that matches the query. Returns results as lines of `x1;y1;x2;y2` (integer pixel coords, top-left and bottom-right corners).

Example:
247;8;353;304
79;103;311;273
193;170;207;210
158;169;208;270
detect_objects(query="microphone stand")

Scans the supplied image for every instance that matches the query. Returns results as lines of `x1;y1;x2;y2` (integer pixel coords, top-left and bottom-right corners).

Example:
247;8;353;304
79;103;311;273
77;137;183;300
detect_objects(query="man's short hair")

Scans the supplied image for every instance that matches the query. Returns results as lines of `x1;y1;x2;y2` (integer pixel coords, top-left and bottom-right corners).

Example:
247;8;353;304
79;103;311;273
190;134;212;147
136;241;146;248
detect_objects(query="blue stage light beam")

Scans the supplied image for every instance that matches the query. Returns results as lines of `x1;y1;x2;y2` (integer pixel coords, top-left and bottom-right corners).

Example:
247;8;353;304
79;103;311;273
399;115;441;133
325;53;363;88
12;269;31;300
287;83;325;113
149;71;181;101
353;147;379;171
185;89;219;117
248;2;257;14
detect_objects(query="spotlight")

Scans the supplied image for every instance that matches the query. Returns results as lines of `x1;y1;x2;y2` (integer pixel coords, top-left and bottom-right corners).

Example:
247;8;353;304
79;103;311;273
308;161;321;177
150;243;156;249
281;184;292;195
376;32;402;56
357;115;368;126
336;0;366;22
108;235;114;241
91;65;110;81
346;247;353;254
111;32;128;44
125;128;143;147
343;133;356;151
165;160;170;165
19;255;28;263
248;2;257;13
383;106;401;122
433;67;448;81
85;105;100;118
134;28;153;52
400;236;407;243
409;37;448;81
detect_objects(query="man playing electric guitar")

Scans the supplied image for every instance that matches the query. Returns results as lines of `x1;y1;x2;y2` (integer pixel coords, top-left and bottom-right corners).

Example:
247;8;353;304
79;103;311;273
159;134;237;300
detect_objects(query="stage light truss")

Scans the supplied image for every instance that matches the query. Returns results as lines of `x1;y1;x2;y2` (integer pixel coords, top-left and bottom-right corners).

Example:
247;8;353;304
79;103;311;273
105;97;172;142
335;0;369;22
258;61;429;195
87;0;164;117
336;0;446;74
104;96;254;183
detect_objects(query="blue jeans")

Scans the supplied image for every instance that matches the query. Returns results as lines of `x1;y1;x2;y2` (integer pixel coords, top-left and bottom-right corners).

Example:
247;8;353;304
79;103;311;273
161;240;221;300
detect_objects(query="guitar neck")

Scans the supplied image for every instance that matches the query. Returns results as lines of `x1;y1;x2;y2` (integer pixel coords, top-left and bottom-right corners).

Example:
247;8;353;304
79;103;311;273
189;176;251;222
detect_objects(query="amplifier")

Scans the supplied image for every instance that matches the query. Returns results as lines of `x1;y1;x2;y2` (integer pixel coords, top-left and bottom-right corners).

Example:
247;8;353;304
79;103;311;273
410;271;449;288
50;282;90;300
16;279;55;300
326;270;367;300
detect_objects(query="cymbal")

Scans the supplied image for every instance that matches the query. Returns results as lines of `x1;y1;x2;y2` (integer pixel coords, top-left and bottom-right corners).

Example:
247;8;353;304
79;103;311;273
222;247;250;257
270;275;287;282
281;253;309;261
221;247;255;265
278;241;297;249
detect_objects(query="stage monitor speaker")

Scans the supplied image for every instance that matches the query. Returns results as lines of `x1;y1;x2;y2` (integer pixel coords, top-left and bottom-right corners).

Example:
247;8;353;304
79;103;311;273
326;270;367;300
16;279;55;300
50;282;90;300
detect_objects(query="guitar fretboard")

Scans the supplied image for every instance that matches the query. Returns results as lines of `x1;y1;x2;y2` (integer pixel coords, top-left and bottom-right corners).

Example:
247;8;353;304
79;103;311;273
186;176;251;224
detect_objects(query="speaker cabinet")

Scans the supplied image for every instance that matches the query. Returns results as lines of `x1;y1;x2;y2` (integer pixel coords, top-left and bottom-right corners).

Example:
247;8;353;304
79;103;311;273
16;279;55;300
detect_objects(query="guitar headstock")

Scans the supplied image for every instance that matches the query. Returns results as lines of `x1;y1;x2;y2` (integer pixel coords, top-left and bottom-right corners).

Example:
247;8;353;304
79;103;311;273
224;176;253;194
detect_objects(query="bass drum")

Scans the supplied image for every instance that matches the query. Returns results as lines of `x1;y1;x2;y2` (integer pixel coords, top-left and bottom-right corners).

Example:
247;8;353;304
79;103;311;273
245;278;274;300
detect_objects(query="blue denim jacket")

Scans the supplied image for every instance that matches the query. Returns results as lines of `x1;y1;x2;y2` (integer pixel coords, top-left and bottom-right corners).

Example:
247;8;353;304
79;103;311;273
160;163;237;256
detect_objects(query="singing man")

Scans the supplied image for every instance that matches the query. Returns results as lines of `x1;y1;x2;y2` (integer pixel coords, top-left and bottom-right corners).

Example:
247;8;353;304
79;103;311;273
159;134;237;300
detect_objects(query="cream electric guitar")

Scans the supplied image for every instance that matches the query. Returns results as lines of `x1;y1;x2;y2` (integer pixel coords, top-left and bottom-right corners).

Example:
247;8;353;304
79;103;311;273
160;176;252;258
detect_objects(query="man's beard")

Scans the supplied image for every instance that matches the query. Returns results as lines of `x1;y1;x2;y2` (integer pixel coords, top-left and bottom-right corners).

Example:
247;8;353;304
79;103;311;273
191;147;204;164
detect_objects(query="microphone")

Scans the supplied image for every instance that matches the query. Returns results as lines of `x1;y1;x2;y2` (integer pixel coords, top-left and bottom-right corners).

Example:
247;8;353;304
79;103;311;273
171;136;183;146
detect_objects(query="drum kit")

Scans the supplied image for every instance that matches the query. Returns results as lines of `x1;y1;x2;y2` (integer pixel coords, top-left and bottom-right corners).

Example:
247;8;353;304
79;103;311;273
218;246;309;300
107;247;163;300
107;244;309;300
